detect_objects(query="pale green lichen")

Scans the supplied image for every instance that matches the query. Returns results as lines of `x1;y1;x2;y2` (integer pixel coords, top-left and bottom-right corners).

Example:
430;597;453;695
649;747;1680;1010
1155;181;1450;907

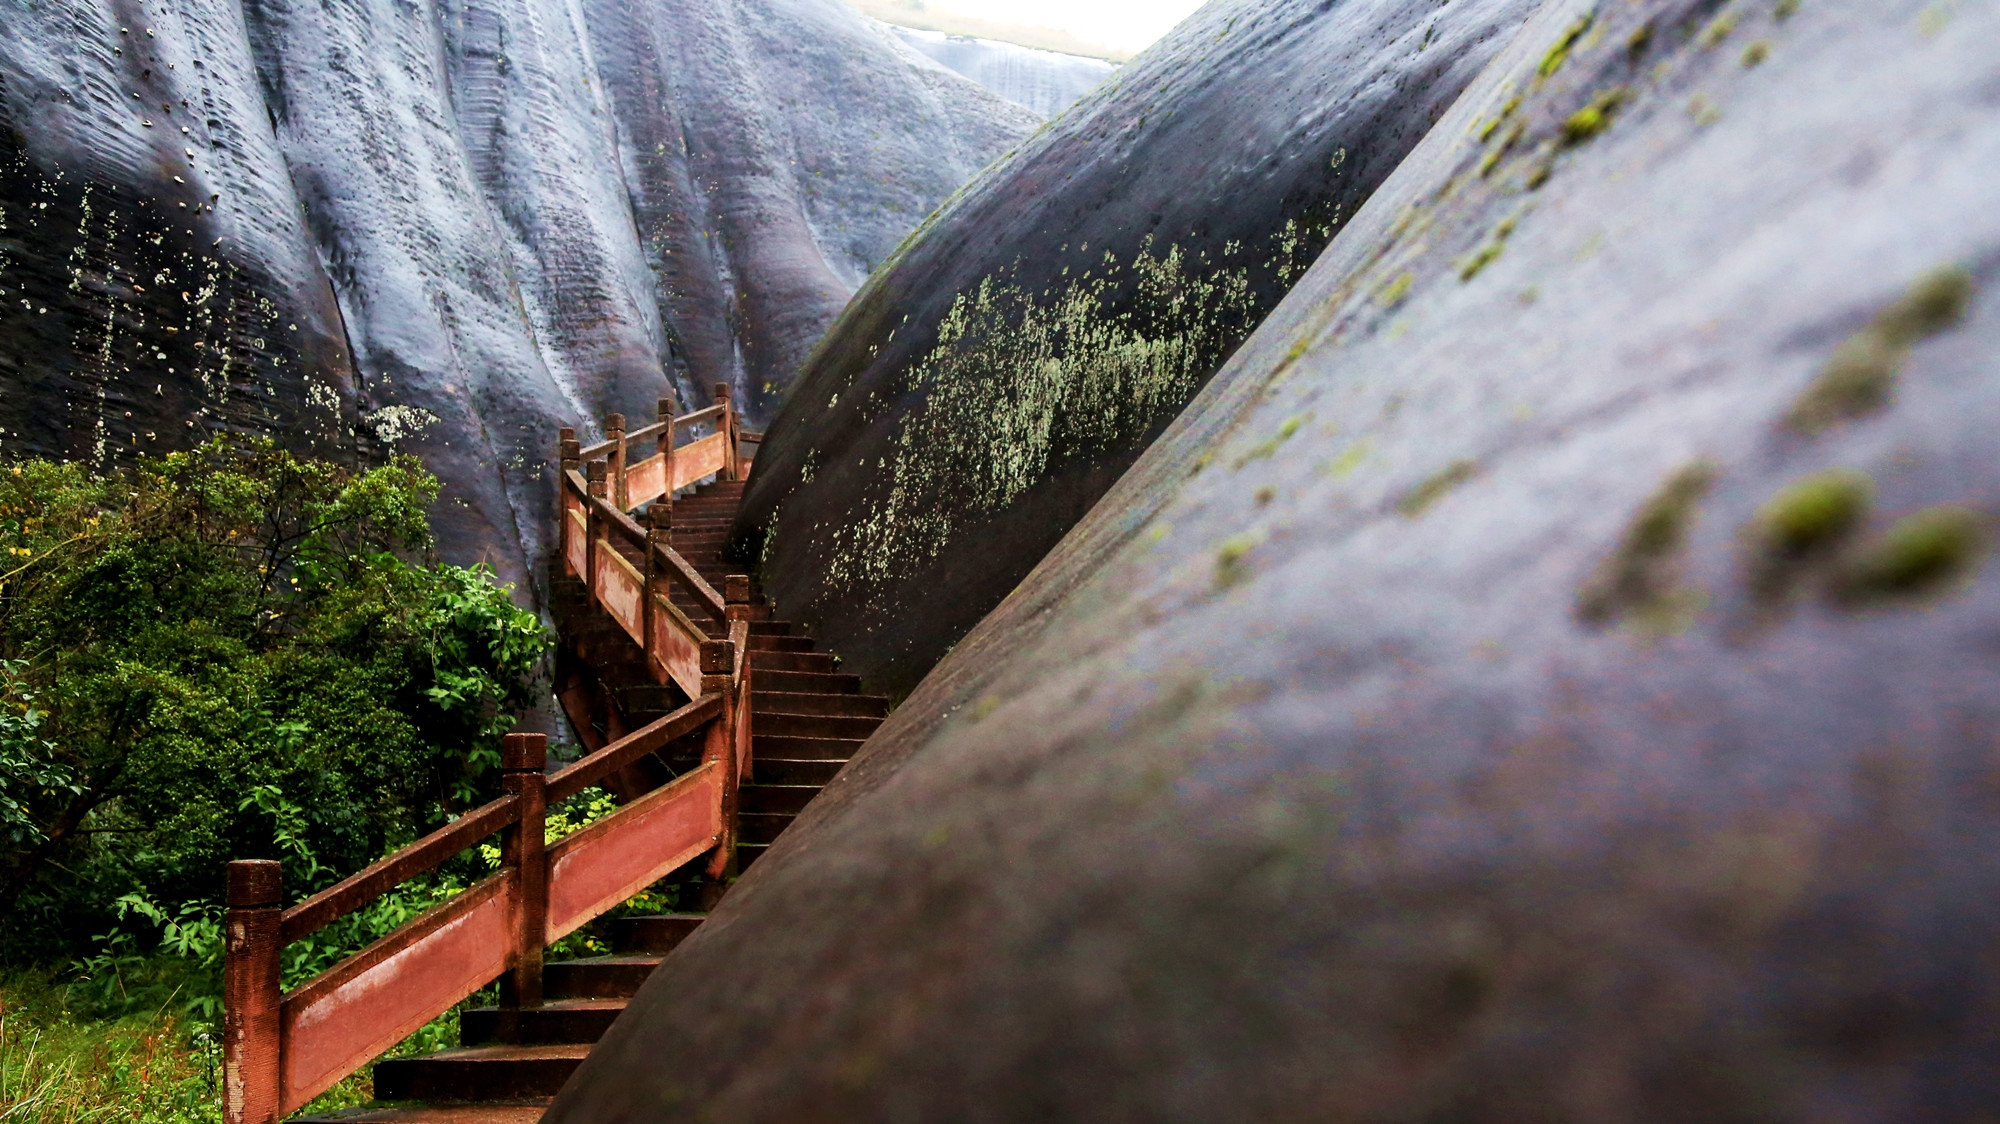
1788;264;1975;434
1398;459;1478;517
823;238;1297;591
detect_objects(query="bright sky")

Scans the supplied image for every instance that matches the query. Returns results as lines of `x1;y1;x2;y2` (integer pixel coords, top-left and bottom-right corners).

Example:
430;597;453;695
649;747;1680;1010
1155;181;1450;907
928;0;1208;55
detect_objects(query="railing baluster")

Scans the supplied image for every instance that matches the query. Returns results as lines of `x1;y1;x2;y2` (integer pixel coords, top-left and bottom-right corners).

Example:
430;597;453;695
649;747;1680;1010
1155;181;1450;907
498;733;548;1036
726;575;753;783
224;859;283;1124
713;382;737;481
606;413;627;509
700;638;739;909
657;397;675;499
645;502;672;672
586;461;608;601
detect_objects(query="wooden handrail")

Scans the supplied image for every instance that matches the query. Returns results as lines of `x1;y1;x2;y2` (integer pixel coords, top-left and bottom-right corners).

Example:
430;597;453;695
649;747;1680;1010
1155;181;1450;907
226;386;760;1124
281;795;521;943
547;693;723;803
622;419;667;447
654;541;726;622
672;403;726;430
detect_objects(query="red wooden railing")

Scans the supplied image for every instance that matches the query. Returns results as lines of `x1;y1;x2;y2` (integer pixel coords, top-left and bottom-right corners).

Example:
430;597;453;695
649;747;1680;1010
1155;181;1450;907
222;385;760;1123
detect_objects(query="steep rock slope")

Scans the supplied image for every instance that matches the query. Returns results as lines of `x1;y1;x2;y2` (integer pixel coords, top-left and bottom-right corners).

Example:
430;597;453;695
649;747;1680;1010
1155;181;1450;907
0;0;1030;587
736;0;1546;697
882;25;1117;117
555;1;2000;1119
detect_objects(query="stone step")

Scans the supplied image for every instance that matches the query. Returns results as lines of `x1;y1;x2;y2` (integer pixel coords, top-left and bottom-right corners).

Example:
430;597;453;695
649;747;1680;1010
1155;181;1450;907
753;691;888;719
738;812;796;845
749;758;846;786
739;784;821;815
293;1103;547;1122
372;1044;591;1102
747;645;831;666
752;734;865;760
611;912;706;954
460;999;625;1047
738;842;767;869
755;712;882;740
543;954;661;1000
753;668;860;694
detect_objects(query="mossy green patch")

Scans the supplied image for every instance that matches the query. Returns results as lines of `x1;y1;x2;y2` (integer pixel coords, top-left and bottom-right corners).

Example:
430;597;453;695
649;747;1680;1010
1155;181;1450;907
1398;459;1478;517
1835;506;1988;604
1561;88;1630;147
1214;533;1260;590
1576;462;1716;626
1321;439;1373;479
1459;215;1521;282
1254;485;1277;507
1233;413;1311;469
1377;271;1416;308
1788;264;1975;434
1701;11;1739;48
1626;21;1655;60
1757;470;1873;555
1741;40;1771;67
1775;0;1800;19
1538;13;1596;81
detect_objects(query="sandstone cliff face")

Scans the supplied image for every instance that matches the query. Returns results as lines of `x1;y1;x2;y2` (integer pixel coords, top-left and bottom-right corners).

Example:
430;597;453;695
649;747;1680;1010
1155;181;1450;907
0;0;1030;587
557;0;2000;1118
737;0;1545;697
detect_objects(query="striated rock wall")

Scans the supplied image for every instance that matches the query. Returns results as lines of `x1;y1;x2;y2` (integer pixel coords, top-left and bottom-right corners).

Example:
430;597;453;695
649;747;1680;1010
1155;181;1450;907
880;24;1117;118
737;0;1545;698
0;0;1031;588
554;0;2000;1117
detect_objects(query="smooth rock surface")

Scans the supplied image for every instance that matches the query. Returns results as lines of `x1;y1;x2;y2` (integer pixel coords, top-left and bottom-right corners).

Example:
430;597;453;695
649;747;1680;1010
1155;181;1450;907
881;24;1117;117
737;0;1546;697
0;0;1030;587
555;0;2000;1118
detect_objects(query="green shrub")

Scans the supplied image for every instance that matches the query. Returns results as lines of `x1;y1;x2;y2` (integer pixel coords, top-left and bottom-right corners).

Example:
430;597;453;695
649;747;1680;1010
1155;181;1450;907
0;439;549;979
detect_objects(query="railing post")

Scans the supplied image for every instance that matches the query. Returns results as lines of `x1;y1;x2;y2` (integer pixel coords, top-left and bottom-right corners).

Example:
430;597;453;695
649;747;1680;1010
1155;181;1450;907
586;461;608;600
659;398;676;501
605;413;627;510
714;382;737;481
644;503;672;671
700;638;739;909
498;732;548;1035
224;859;283;1124
558;426;579;477
725;574;753;783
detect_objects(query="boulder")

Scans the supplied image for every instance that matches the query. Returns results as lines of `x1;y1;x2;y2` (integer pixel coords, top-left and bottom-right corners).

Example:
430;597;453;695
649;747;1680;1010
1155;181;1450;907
555;0;2000;1118
736;0;1548;697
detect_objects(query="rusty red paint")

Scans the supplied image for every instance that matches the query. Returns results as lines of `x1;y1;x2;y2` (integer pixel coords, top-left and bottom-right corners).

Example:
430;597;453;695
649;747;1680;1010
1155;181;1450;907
546;764;722;940
278;873;515;1113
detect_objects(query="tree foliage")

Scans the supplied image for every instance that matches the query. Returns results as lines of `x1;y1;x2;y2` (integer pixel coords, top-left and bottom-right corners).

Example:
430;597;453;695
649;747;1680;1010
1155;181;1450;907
0;440;549;963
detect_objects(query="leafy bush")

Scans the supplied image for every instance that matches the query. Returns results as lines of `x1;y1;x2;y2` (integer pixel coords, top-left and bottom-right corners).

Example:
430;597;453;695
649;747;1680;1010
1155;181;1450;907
0;440;550;972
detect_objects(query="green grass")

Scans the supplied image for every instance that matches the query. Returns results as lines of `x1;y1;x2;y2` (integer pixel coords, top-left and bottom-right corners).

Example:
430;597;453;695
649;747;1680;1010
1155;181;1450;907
0;968;223;1122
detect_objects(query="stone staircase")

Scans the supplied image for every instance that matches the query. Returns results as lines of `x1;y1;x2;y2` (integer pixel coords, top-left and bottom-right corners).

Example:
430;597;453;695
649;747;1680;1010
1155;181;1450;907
299;479;886;1121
